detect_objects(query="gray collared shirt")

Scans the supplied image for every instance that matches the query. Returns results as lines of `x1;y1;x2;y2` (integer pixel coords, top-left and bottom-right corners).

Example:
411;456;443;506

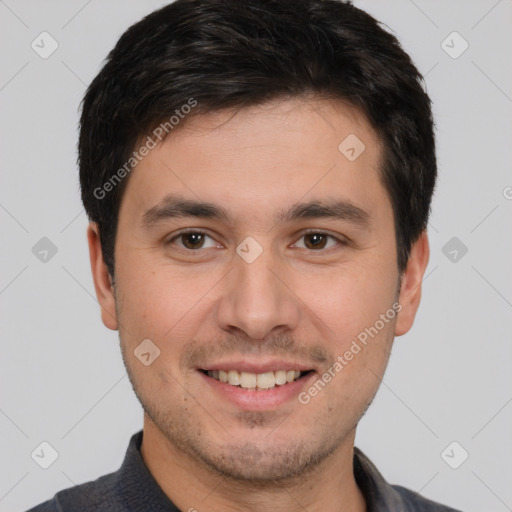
27;431;462;511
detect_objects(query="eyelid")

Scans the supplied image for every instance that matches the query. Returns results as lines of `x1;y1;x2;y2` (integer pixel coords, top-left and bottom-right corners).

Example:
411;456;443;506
291;229;349;248
166;228;222;249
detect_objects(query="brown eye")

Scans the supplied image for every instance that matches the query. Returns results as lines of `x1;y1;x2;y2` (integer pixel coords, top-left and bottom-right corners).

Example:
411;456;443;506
168;231;218;250
180;232;206;249
304;233;328;250
293;232;342;251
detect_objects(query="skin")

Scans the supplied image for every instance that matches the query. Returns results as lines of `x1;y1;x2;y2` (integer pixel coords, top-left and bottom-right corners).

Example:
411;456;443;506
88;97;429;512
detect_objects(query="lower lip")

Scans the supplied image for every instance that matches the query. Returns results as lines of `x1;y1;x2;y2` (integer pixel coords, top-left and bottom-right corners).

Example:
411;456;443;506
198;371;316;411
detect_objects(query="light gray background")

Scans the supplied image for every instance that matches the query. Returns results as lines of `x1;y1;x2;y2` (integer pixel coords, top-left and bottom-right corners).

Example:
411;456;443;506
1;1;511;511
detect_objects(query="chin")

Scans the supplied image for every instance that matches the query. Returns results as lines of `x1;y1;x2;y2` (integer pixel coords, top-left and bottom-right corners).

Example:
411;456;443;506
191;439;339;484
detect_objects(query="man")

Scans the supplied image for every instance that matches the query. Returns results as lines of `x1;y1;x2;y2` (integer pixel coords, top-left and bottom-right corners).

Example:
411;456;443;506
27;0;461;510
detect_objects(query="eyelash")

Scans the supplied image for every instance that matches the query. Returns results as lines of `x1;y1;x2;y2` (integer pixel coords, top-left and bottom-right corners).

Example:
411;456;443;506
166;229;348;252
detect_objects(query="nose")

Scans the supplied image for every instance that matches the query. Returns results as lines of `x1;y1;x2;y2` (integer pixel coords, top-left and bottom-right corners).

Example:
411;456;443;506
215;251;301;341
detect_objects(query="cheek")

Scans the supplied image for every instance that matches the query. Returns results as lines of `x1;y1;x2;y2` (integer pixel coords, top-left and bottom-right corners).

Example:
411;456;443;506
312;318;394;417
114;264;164;340
290;258;398;399
115;263;215;347
293;260;397;337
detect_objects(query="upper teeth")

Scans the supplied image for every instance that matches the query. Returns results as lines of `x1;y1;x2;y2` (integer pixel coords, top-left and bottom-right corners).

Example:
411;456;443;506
207;370;302;390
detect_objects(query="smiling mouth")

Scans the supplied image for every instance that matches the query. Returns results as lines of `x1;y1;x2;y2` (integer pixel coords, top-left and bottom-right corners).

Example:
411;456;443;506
200;369;312;391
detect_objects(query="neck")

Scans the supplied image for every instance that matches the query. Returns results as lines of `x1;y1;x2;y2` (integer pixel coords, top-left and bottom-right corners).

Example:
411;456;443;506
140;418;367;512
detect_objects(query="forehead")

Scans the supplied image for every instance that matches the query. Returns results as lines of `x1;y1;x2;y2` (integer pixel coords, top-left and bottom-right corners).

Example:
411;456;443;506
119;97;388;226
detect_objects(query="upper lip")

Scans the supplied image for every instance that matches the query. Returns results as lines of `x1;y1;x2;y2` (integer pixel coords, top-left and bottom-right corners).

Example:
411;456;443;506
198;360;315;374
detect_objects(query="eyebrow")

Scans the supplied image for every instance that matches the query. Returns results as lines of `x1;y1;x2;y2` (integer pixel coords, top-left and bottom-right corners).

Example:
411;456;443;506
277;199;371;227
142;195;231;226
141;194;371;229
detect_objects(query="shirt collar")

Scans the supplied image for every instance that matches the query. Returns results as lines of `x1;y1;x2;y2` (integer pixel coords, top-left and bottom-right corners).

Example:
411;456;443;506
114;431;179;511
354;446;409;510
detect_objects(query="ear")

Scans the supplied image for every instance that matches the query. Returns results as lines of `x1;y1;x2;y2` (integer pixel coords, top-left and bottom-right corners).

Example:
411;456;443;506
87;222;119;331
395;231;430;337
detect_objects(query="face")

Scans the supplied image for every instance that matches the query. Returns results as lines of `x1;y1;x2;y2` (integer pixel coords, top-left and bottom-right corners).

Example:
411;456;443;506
89;97;428;482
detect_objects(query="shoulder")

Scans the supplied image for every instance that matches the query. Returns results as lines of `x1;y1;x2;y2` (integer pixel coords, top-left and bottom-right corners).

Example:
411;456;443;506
353;446;462;512
25;432;146;512
392;484;462;512
25;470;119;512
25;498;61;512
